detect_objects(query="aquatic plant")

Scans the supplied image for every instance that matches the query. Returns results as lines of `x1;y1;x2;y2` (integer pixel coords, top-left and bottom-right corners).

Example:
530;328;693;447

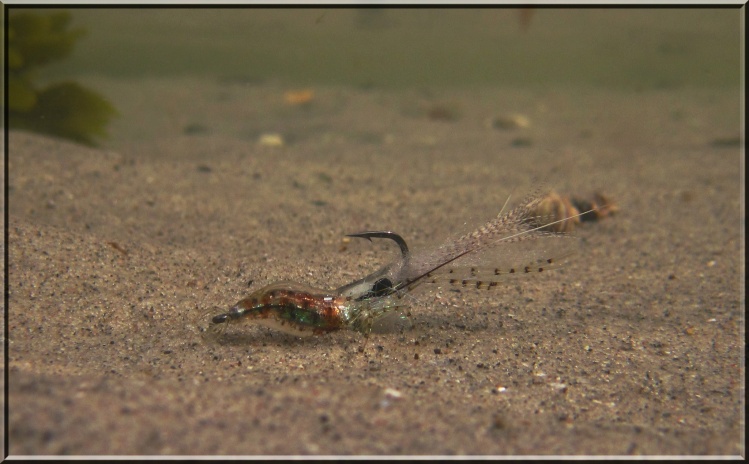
8;10;117;146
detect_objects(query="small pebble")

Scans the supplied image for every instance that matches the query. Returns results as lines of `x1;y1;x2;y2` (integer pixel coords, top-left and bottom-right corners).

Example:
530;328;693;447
258;133;285;147
491;114;531;130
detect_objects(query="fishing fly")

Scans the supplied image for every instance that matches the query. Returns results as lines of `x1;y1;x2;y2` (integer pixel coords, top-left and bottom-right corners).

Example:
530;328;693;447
201;188;596;339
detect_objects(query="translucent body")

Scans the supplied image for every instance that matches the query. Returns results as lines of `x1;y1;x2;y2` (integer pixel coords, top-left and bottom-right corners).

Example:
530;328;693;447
204;281;406;337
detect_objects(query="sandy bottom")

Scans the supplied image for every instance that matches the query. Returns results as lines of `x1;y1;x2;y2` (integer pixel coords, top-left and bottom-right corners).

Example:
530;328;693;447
6;78;744;456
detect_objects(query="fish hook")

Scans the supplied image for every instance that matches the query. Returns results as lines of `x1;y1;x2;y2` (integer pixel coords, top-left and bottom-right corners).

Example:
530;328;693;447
346;230;410;258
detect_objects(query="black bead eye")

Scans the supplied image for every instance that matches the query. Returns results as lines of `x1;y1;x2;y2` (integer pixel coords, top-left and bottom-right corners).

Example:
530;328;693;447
212;313;229;324
371;278;393;297
356;278;394;301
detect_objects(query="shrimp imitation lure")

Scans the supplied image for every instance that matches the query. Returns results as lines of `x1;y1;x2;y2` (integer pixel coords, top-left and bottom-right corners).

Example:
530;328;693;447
203;189;594;339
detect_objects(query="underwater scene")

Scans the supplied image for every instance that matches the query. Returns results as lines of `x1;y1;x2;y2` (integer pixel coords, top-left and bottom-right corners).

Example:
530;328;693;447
7;7;744;457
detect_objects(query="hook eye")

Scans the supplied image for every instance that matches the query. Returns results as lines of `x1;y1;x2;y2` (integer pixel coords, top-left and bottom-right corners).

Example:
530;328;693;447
346;230;409;257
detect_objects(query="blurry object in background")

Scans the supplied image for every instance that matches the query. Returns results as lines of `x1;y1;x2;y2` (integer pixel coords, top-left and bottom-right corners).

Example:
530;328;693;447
532;191;581;233
532;190;618;233
518;8;535;32
258;133;285;147
510;137;533;148
709;135;742;148
8;10;118;146
573;191;619;222
490;113;531;130
425;101;461;122
283;89;315;106
314;10;327;25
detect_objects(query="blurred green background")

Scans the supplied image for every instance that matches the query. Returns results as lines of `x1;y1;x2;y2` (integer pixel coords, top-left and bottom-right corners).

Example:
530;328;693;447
19;8;743;91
